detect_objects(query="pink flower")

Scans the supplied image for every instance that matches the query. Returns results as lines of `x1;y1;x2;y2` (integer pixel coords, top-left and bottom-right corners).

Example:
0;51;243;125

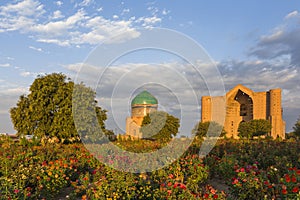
14;189;19;194
232;178;239;185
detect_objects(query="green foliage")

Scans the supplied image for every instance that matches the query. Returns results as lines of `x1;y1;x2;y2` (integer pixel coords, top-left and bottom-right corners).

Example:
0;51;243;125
10;73;110;143
2;137;300;199
293;117;300;138
238;119;272;139
140;111;180;142
192;121;226;138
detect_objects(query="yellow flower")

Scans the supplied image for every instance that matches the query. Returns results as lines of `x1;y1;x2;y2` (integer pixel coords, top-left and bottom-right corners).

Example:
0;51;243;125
48;171;52;176
55;174;58;178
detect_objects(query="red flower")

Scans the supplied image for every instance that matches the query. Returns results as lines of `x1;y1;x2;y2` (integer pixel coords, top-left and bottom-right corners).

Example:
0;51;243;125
179;183;187;190
291;175;297;183
213;194;218;199
264;181;269;185
42;161;47;166
173;182;179;188
292;187;299;193
282;189;287;195
167;190;172;195
167;182;172;187
268;185;273;189
203;193;209;198
285;174;291;183
14;189;19;194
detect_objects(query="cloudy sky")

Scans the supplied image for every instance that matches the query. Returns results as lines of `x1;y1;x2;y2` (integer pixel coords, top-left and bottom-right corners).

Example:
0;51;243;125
0;0;300;135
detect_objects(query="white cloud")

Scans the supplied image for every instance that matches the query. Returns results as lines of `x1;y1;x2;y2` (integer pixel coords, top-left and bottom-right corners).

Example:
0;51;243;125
79;0;94;7
51;10;64;19
0;0;44;17
55;1;63;7
121;8;130;15
20;71;32;77
0;63;10;67
135;16;162;28
31;9;87;36
0;87;29;96
285;10;299;19
29;46;43;52
0;0;44;32
0;0;163;46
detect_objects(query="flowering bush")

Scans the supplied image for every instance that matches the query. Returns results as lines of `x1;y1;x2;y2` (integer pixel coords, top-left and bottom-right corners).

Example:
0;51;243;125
276;167;300;199
1;136;300;199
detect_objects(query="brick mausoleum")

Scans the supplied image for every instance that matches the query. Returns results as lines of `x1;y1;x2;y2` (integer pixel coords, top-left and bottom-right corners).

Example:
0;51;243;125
201;84;285;139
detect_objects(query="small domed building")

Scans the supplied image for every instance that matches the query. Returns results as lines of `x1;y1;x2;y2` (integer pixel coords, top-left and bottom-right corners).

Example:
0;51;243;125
126;90;158;138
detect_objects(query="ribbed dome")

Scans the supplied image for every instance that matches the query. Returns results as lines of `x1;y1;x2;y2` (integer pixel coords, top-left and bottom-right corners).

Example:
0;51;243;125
131;90;158;106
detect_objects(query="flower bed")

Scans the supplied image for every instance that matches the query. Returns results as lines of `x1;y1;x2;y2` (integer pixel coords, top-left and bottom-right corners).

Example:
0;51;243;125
1;136;300;199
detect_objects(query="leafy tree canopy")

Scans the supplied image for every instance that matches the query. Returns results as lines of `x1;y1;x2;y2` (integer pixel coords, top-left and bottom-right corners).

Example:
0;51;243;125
140;111;180;143
293;117;300;138
192;121;226;138
10;73;111;143
238;119;272;139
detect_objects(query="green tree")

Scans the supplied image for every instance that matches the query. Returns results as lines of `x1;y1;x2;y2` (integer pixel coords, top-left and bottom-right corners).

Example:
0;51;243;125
192;121;226;138
237;121;252;139
140;111;180;142
10;73;110;142
238;119;272;139
293;117;300;138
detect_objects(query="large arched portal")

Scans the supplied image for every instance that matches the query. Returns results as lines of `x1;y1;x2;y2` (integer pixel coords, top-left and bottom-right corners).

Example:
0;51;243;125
234;89;253;122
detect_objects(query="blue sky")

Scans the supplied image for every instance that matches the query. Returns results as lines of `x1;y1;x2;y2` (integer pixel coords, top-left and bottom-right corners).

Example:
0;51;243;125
0;0;300;135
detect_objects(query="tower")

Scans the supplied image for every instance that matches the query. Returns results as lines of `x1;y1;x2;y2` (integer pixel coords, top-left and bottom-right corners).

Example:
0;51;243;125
269;89;285;139
126;91;158;138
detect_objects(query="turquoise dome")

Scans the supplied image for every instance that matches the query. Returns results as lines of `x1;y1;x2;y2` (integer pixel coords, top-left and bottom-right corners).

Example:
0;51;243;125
131;91;158;106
